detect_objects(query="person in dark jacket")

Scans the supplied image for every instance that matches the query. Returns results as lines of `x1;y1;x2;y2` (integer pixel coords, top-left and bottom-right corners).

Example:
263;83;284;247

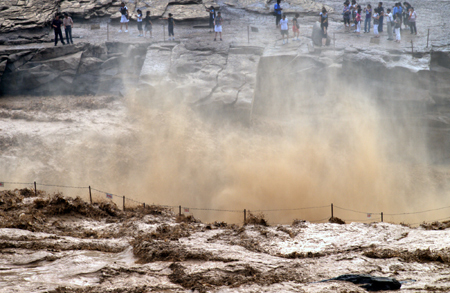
206;6;216;33
377;2;384;32
52;15;65;46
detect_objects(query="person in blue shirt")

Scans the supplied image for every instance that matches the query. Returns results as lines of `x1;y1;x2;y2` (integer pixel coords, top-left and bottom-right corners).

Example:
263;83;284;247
274;0;282;27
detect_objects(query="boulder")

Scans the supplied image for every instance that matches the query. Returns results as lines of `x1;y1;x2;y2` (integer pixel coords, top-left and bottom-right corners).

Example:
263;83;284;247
162;4;210;21
0;0;60;33
311;21;330;46
322;274;401;291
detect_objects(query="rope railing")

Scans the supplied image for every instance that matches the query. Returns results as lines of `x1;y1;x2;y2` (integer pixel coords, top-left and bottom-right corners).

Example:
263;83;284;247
1;180;450;226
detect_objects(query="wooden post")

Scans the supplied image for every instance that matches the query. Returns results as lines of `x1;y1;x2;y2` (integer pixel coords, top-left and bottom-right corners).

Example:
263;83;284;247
163;24;166;41
89;186;92;204
427;29;430;48
143;202;146;208
331;203;334;218
244;209;246;224
381;212;383;222
247;25;250;44
123;196;125;211
179;205;181;216
34;181;37;196
107;23;109;41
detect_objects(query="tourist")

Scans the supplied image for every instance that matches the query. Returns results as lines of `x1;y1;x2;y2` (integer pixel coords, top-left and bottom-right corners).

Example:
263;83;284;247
63;13;74;45
214;11;223;41
409;7;417;35
398;3;404;28
274;0;282;27
377;2;384;32
136;9;143;37
354;8;361;35
206;6;215;33
292;13;300;41
372;8;380;38
385;8;394;40
320;7;328;46
167;13;175;40
280;14;289;44
351;0;357;24
343;1;351;32
403;2;411;29
144;11;153;38
119;2;129;33
394;12;401;42
363;4;371;33
52;15;65;46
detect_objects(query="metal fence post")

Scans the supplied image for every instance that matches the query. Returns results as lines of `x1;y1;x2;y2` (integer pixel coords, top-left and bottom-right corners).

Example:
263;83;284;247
244;209;246;224
89;186;92;204
123;196;125;211
34;181;37;196
107;23;109;41
143;202;146;208
331;203;333;218
163;24;166;41
381;212;383;222
179;205;181;216
427;29;430;48
247;25;250;44
411;40;414;55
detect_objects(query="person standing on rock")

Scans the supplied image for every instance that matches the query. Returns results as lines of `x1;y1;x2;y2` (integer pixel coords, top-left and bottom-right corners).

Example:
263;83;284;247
279;14;289;44
136;9;143;37
319;7;328;46
408;7;417;35
377;2;384;32
292;13;300;41
403;2;411;30
144;11;153;38
167;13;175;41
274;0;282;27
363;4;371;33
372;8;380;38
119;2;129;33
385;8;394;40
206;6;216;33
214;11;223;41
343;1;351;32
394;11;402;42
52;15;65;46
63;13;74;45
354;7;362;36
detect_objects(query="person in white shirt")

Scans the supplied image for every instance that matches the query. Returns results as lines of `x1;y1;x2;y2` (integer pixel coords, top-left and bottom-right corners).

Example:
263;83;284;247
119;2;129;32
279;14;289;44
409;7;417;35
385;8;393;40
136;9;143;36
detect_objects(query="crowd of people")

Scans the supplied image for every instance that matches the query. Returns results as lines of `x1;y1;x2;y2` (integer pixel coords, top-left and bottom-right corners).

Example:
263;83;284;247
51;2;225;46
51;1;418;47
343;1;417;43
274;1;418;45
